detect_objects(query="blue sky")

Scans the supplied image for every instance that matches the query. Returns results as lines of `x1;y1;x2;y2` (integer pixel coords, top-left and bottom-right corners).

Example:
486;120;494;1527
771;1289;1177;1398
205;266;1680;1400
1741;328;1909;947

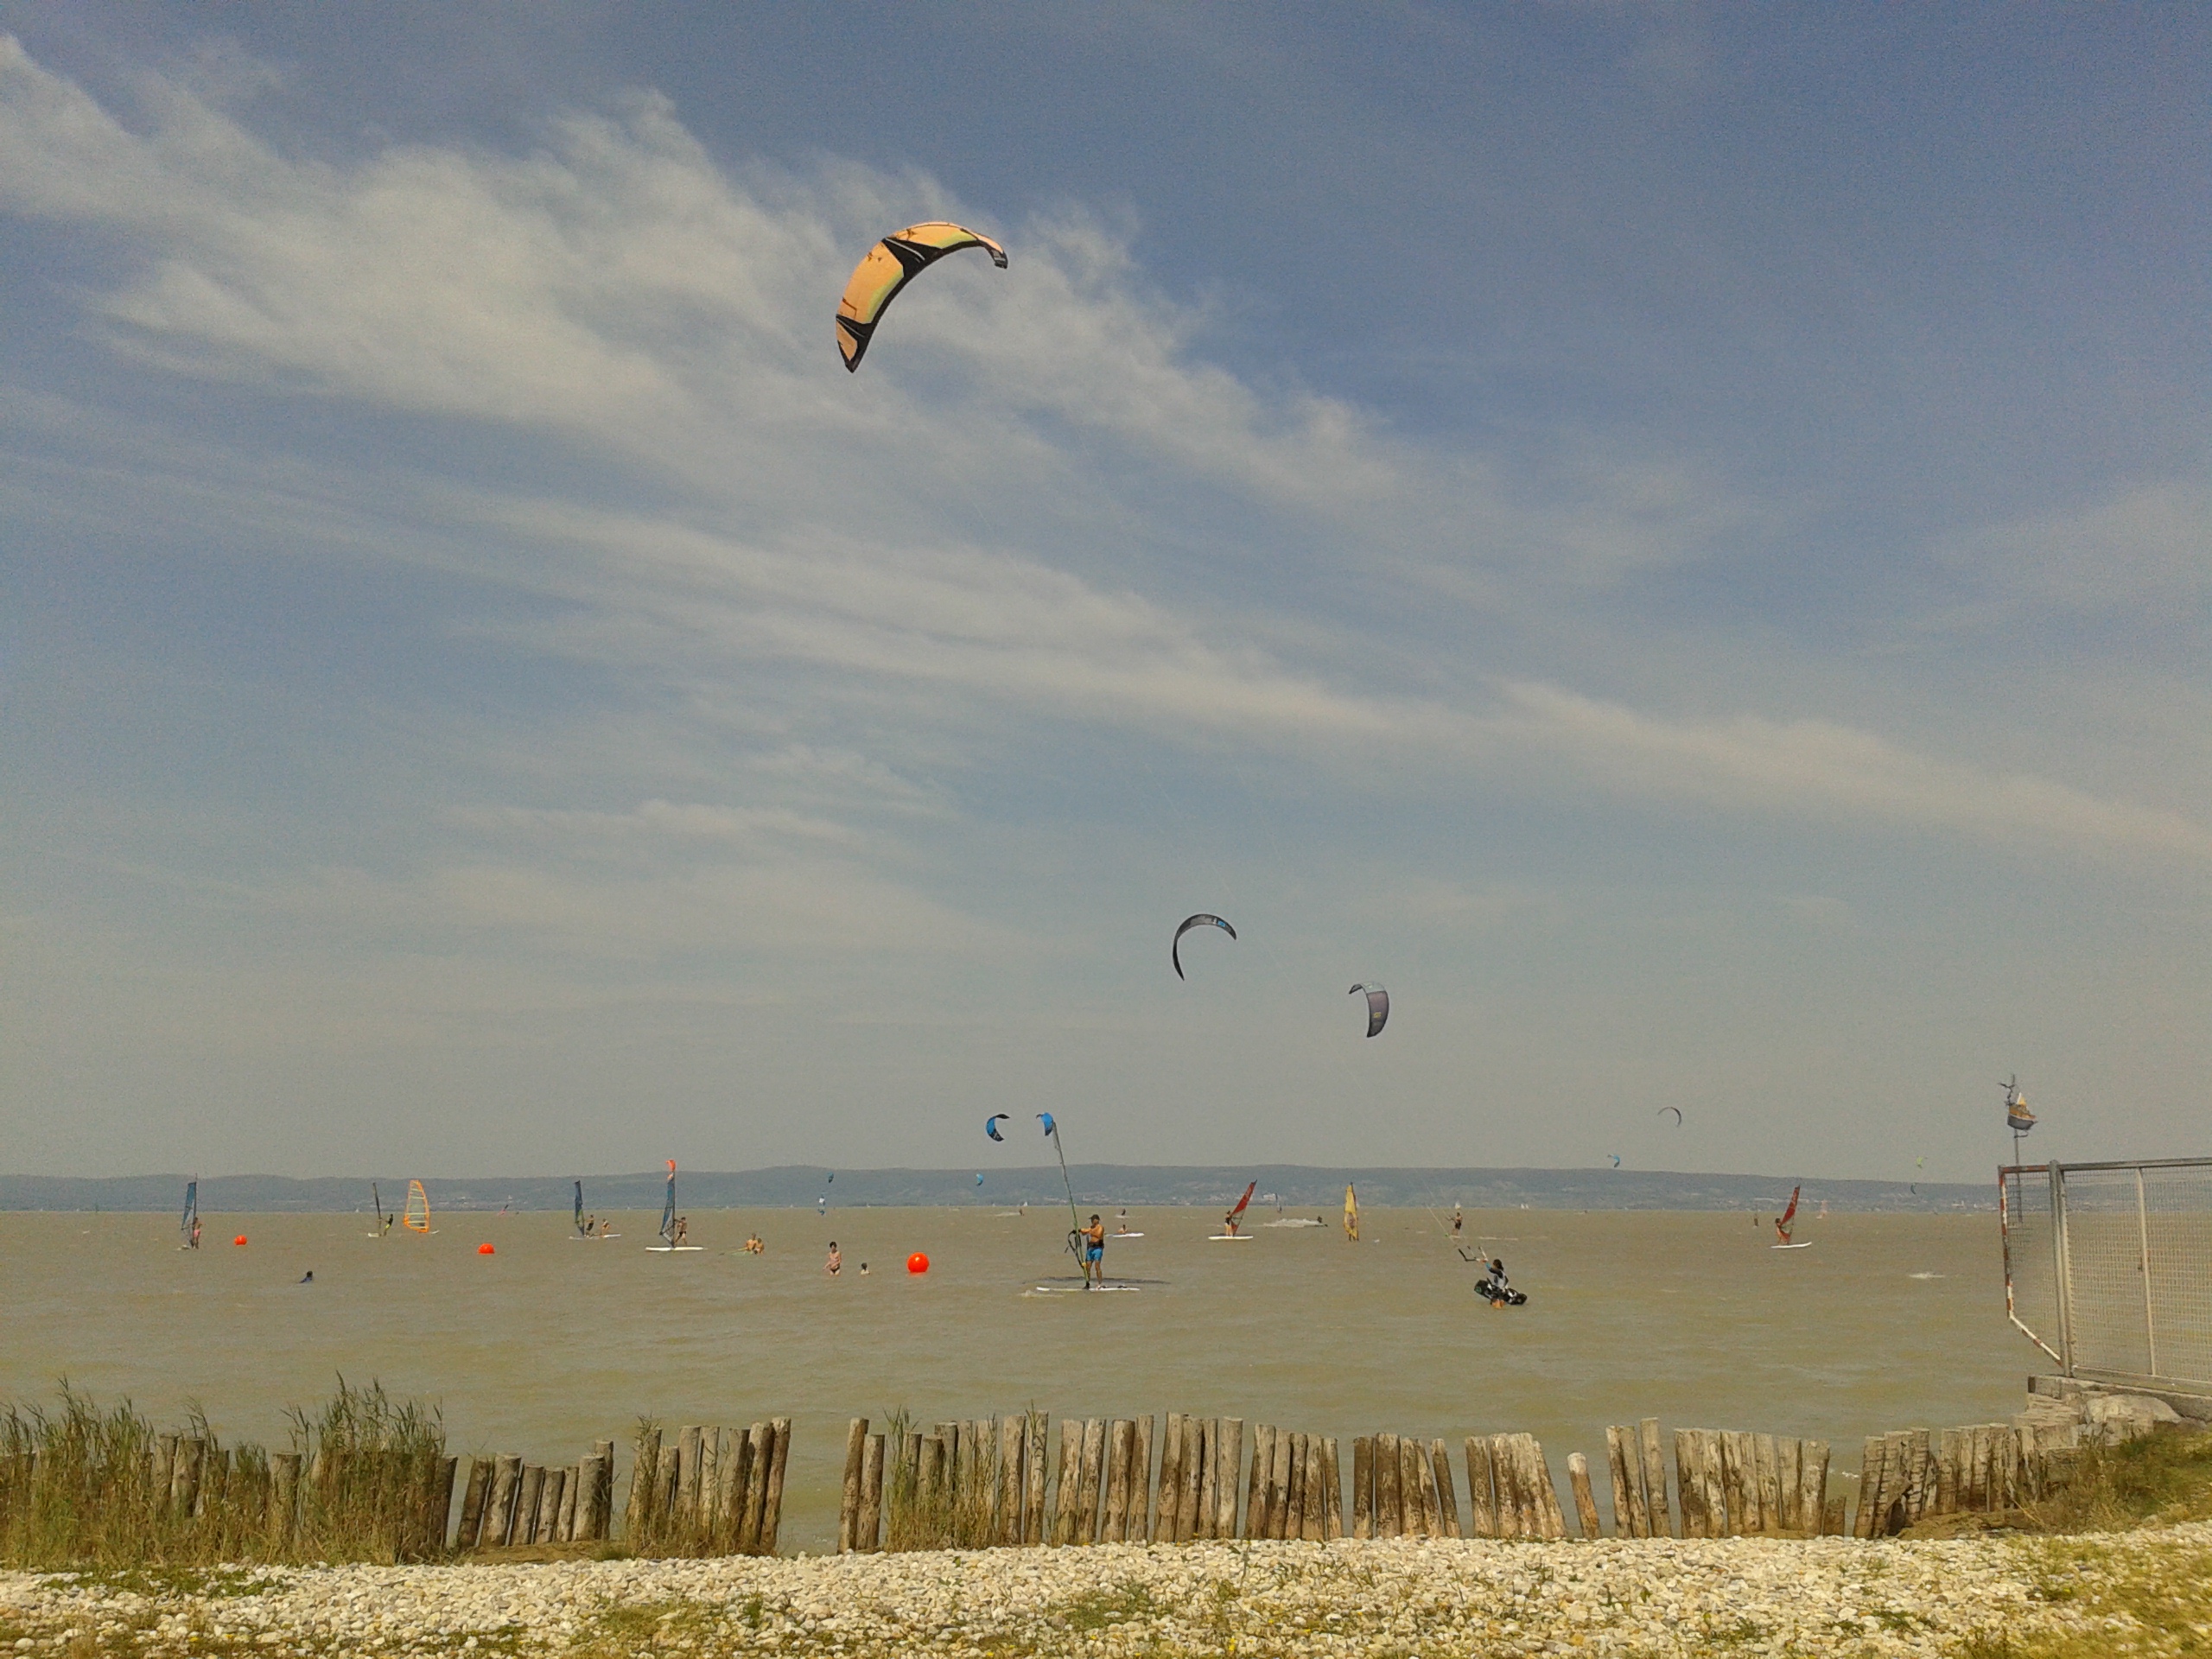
2;5;2204;1182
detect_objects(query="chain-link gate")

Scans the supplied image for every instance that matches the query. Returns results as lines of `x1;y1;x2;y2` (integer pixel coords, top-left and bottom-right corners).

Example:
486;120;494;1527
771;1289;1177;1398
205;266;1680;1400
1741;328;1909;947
2001;1158;2212;1392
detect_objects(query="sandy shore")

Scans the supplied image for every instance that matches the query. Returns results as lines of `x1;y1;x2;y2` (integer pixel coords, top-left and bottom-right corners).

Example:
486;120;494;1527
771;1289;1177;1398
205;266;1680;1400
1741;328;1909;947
7;1524;2209;1657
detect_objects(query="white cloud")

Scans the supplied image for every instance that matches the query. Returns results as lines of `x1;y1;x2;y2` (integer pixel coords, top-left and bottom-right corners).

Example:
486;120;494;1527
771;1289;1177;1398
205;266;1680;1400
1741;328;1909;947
1941;477;2212;613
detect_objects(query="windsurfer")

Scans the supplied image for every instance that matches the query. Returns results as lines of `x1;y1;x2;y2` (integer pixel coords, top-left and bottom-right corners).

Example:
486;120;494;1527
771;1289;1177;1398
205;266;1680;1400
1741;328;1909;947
671;1216;689;1247
1081;1214;1106;1286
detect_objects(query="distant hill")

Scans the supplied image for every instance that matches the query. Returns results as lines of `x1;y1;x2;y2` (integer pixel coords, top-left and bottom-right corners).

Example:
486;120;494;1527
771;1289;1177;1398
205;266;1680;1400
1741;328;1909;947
0;1166;1989;1213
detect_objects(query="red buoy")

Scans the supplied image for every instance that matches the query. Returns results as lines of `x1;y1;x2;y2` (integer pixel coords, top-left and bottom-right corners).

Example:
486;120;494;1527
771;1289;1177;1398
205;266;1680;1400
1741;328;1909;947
478;1243;496;1255
906;1251;929;1274
232;1235;247;1246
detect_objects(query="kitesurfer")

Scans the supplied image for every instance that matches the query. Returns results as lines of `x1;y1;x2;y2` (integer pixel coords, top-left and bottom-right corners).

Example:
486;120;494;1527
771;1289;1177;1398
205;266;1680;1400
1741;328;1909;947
1480;1258;1512;1306
1452;1206;1464;1238
826;1242;842;1276
1081;1214;1106;1287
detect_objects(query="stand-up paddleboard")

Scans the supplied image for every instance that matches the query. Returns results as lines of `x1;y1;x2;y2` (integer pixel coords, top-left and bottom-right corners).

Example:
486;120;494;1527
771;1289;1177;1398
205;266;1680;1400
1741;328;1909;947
1208;1233;1256;1242
1027;1283;1141;1294
646;1244;703;1253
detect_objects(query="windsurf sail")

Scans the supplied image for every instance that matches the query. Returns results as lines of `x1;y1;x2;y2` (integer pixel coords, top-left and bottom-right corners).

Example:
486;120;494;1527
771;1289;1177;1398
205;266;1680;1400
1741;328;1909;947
659;1160;677;1245
1227;1181;1256;1225
403;1180;431;1233
372;1181;391;1233
1775;1185;1800;1246
573;1179;586;1236
181;1179;198;1248
1343;1182;1358;1241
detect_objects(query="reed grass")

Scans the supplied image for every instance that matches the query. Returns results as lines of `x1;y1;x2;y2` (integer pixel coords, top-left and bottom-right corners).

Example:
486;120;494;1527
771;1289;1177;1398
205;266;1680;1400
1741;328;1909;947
0;1380;450;1570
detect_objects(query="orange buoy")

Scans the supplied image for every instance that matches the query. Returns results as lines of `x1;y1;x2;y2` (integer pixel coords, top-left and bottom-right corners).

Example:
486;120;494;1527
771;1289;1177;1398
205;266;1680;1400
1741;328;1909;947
478;1243;496;1255
232;1235;247;1246
906;1251;929;1274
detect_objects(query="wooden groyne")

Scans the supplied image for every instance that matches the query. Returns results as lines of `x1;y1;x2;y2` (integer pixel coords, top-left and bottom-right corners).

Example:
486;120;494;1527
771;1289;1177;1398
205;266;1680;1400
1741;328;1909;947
0;1384;2107;1567
823;1409;2079;1553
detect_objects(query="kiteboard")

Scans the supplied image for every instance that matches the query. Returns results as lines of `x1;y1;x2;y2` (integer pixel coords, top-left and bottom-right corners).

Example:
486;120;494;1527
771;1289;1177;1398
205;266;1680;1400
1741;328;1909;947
1263;1218;1324;1229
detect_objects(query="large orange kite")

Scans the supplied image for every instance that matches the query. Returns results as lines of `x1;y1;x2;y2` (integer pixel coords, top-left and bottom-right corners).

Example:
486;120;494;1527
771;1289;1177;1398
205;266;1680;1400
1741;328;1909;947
835;221;1007;372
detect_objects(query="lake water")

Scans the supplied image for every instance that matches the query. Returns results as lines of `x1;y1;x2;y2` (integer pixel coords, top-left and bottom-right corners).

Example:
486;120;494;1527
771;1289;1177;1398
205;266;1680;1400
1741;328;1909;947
0;1205;2035;1551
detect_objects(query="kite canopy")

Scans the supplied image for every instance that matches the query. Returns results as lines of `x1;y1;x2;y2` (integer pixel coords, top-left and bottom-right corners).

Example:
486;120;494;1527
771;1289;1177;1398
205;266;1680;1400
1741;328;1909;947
1172;913;1236;980
836;221;1007;372
985;1114;1009;1142
1348;983;1389;1038
1657;1106;1683;1126
1038;1112;1057;1138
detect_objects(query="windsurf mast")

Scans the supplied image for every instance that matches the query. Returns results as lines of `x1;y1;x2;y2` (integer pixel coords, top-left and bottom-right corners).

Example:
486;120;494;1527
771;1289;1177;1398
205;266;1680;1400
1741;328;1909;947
659;1160;677;1245
1037;1115;1080;1239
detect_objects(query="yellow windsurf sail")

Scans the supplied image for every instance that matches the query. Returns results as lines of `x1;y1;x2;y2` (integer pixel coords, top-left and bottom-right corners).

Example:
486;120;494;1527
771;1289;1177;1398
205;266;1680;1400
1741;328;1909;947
1343;1182;1358;1241
404;1180;431;1233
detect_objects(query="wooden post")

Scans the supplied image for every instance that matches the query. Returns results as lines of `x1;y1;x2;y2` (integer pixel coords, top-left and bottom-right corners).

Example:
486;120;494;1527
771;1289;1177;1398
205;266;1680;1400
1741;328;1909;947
1285;1432;1308;1541
673;1426;702;1526
458;1457;493;1548
1176;1415;1211;1548
1414;1440;1444;1541
1758;1433;1783;1534
572;1453;605;1545
1567;1452;1602;1540
1822;1492;1847;1535
1217;1420;1243;1540
1322;1437;1343;1541
1967;1425;1991;1512
623;1431;658;1545
1852;1436;1885;1537
1802;1441;1829;1539
1301;1435;1327;1542
1605;1427;1644;1538
171;1437;204;1519
1935;1428;1961;1516
155;1433;179;1510
996;1416;1025;1547
758;1418;791;1554
1074;1418;1105;1545
1717;1432;1746;1536
554;1463;578;1543
1244;1424;1272;1539
737;1424;772;1554
514;1467;544;1545
1351;1437;1374;1539
1491;1435;1522;1539
857;1433;885;1554
1773;1438;1800;1533
1155;1414;1185;1542
1700;1433;1726;1541
1397;1437;1427;1538
1375;1433;1402;1537
487;1454;523;1546
535;1468;566;1545
1637;1418;1671;1538
1464;1437;1497;1538
1427;1440;1459;1539
1274;1429;1297;1540
1051;1420;1080;1545
1103;1420;1133;1543
838;1419;868;1552
1670;1431;1700;1537
1194;1418;1219;1541
696;1430;720;1533
1531;1437;1569;1540
1131;1415;1154;1544
1024;1414;1049;1546
268;1451;301;1545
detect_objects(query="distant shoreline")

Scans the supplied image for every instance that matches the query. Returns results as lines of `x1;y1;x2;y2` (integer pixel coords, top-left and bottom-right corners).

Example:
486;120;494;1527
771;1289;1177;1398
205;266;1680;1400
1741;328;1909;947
0;1163;1993;1214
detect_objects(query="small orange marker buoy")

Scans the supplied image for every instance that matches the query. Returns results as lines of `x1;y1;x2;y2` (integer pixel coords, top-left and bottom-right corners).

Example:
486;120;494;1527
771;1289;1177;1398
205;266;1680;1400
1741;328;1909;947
906;1251;929;1274
232;1235;247;1246
478;1243;496;1255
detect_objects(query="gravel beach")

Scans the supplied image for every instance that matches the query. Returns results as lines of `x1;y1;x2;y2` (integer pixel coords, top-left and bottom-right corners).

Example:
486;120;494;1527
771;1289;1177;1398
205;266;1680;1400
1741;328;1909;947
9;1523;2211;1658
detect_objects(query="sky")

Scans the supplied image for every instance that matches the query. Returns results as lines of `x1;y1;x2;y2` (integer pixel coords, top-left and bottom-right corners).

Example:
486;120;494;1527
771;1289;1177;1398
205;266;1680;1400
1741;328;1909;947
2;5;2205;1183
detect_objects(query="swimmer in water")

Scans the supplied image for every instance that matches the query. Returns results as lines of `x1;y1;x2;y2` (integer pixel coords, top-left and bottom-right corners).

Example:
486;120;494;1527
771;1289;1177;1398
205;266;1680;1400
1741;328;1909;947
298;1270;314;1284
859;1261;868;1276
825;1242;842;1276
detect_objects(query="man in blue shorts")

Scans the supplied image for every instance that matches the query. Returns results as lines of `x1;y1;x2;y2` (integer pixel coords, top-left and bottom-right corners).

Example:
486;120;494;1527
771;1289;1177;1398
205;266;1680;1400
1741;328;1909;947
1081;1213;1106;1287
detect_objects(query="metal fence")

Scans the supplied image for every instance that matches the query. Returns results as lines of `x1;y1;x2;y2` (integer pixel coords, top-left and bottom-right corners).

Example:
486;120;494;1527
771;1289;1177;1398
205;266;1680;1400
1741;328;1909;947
2002;1159;2212;1392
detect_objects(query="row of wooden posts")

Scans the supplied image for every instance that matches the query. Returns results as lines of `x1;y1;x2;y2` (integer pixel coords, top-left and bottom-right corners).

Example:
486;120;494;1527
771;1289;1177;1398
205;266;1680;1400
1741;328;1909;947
622;1420;792;1556
830;1413;2065;1553
451;1444;616;1548
139;1433;457;1557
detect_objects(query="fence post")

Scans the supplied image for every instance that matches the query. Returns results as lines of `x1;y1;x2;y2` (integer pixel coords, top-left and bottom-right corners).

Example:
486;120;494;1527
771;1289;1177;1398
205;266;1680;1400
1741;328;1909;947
2135;1167;2159;1378
2050;1161;2075;1376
